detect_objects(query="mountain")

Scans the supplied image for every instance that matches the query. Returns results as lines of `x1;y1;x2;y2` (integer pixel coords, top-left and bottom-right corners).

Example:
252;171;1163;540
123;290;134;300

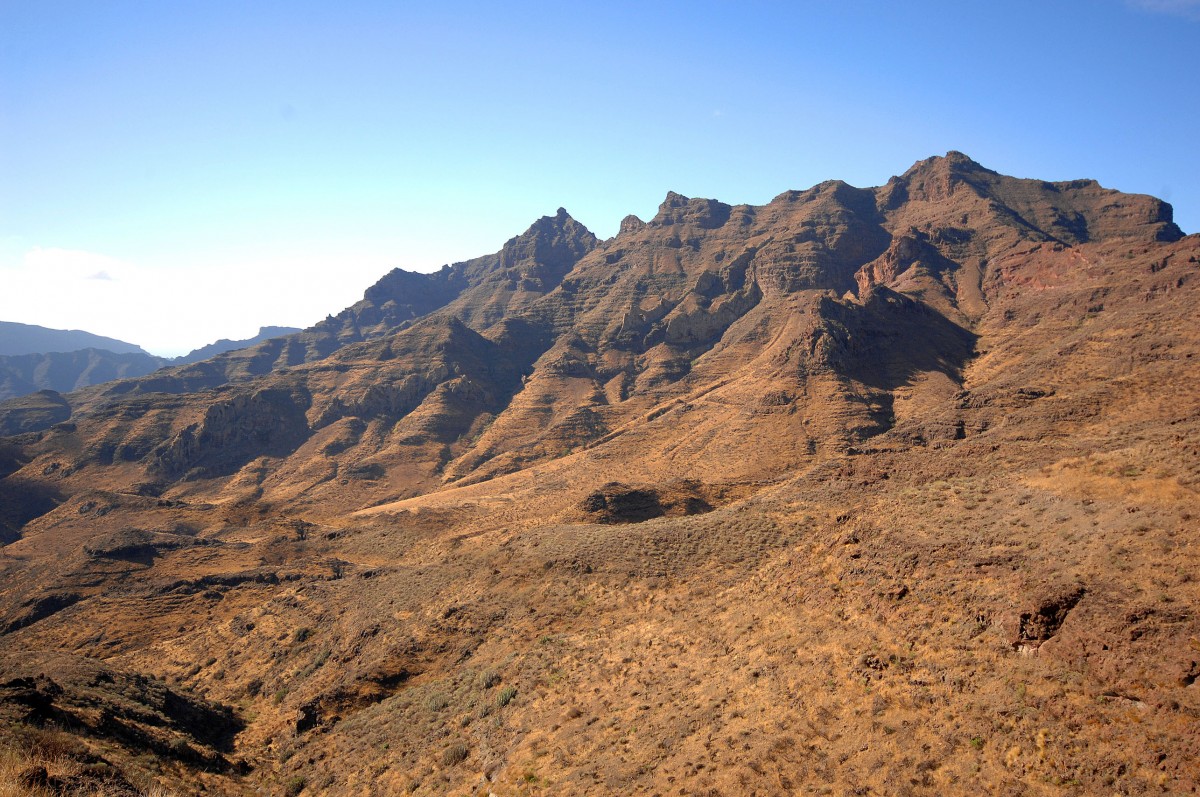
0;153;1197;796
0;321;149;356
54;206;600;399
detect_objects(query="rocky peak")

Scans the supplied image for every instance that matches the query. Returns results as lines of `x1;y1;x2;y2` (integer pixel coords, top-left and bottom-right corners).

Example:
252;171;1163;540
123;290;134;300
881;151;1184;245
769;180;877;214
941;150;988;170
498;208;598;272
891;151;994;204
903;151;995;178
650;193;732;229
619;214;647;235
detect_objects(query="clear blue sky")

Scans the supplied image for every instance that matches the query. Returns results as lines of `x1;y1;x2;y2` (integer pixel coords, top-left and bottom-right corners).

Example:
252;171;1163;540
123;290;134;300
2;0;1198;355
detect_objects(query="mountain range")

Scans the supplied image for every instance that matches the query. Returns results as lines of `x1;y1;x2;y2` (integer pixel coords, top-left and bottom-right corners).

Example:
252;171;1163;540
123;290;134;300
0;152;1196;796
0;325;301;403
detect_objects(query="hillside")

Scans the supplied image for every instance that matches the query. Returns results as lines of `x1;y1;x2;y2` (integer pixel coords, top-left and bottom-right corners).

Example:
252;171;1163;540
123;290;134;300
0;152;1197;796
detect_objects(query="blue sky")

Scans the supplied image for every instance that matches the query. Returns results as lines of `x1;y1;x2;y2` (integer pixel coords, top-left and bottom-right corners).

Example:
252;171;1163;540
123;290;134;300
2;0;1198;355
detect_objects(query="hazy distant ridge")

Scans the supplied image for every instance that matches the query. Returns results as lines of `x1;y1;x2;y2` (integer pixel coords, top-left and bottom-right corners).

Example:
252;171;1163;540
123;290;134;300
0;321;149;356
0;323;302;401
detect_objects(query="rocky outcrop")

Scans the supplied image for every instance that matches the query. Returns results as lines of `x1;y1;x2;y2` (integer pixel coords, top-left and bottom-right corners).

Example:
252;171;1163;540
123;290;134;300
580;481;725;524
0;653;242;769
0;389;72;435
152;387;312;478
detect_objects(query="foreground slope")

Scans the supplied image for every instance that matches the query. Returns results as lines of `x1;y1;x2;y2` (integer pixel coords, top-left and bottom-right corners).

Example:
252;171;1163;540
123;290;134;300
0;153;1197;796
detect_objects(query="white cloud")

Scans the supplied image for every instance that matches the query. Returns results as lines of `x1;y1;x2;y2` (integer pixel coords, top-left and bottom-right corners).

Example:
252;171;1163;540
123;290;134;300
0;246;385;357
1125;0;1200;19
1;247;166;350
20;247;135;282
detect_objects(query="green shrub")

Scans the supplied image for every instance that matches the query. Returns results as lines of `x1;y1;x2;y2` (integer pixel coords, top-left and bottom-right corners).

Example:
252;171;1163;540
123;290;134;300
497;686;518;708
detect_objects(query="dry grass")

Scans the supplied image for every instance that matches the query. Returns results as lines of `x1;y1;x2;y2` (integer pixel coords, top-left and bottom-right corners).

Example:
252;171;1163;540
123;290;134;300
0;739;173;797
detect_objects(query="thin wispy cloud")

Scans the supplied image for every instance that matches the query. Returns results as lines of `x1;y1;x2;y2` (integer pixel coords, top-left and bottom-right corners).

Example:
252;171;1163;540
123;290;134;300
1125;0;1200;19
19;247;132;281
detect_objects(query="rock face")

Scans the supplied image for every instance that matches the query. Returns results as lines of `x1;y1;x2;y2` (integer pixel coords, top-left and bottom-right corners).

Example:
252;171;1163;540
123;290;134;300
152;387;313;478
0;153;1197;796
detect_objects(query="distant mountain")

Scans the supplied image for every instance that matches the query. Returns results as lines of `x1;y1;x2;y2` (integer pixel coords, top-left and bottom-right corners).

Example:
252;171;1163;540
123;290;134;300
0;321;149;356
0;324;303;402
174;326;301;365
0;349;165;403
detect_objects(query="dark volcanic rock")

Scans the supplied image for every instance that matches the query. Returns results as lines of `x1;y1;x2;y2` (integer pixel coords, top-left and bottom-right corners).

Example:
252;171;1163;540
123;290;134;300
152;386;312;478
582;482;716;524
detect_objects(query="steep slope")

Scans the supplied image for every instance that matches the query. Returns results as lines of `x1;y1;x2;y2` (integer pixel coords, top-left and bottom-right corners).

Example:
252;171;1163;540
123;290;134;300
0;153;1197;796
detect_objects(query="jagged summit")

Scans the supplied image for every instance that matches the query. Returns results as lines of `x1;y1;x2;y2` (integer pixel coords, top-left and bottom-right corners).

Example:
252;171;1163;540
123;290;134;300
906;149;993;174
619;213;647;234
